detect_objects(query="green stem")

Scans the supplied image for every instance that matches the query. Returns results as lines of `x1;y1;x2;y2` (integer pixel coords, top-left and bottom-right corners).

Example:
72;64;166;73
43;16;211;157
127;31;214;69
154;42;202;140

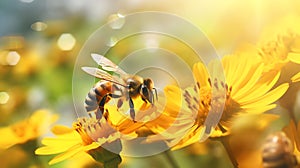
220;136;238;168
163;150;180;168
103;156;122;168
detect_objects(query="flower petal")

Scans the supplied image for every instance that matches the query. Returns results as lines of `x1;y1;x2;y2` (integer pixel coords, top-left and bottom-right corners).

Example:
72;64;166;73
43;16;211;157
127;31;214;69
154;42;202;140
291;72;300;83
48;143;84;165
240;83;289;108
242;104;277;114
232;63;264;99
51;125;74;135
288;52;300;64
193;62;209;87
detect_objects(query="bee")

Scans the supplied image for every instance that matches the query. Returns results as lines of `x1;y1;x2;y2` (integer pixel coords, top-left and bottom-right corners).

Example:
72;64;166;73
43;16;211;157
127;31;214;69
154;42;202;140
82;53;157;122
262;132;298;168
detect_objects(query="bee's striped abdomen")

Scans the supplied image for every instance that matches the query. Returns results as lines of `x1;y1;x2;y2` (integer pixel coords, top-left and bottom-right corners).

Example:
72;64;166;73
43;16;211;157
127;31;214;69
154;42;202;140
84;81;113;119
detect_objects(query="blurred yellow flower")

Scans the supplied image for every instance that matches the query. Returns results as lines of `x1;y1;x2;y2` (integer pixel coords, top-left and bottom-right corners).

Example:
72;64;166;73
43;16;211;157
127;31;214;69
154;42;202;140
258;31;300;73
229;114;279;168
0;109;58;149
258;31;300;120
172;54;289;150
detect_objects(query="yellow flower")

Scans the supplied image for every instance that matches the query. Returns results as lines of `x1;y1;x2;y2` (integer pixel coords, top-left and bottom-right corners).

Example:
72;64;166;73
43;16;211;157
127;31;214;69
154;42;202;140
103;85;190;142
258;31;300;118
258;31;300;73
0;109;58;149
35;117;127;165
101;85;197;154
172;54;289;150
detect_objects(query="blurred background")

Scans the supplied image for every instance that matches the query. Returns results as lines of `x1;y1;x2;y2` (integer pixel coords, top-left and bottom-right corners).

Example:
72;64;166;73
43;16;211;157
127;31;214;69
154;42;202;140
0;0;300;167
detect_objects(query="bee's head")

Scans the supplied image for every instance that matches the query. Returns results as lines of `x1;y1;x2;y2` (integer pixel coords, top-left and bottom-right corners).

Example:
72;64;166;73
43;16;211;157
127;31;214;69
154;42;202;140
126;76;143;96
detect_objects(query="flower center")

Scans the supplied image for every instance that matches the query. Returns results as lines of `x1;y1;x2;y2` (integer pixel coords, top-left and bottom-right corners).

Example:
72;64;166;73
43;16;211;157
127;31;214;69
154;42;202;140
184;78;233;127
74;117;117;143
73;120;94;145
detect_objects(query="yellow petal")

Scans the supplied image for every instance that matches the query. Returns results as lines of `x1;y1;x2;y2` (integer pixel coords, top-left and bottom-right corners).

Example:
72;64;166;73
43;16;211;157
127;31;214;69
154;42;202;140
242;104;277;114
193;62;209;87
48;144;84;165
41;132;81;146
48;142;100;165
0;127;20;149
35;145;73;155
291;72;300;83
232;63;264;99
51;125;74;135
240;83;289;108
288;52;300;64
236;70;280;103
224;55;253;91
41;138;80;148
171;125;205;150
82;142;101;151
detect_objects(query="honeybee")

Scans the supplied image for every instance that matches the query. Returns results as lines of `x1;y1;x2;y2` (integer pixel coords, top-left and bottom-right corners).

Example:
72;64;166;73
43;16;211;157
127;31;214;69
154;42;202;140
82;53;157;122
262;132;298;168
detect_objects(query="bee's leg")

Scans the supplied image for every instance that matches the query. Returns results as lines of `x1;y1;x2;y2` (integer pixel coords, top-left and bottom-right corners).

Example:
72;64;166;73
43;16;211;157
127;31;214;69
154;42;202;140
97;94;109;119
152;88;158;101
129;97;136;122
109;93;122;98
140;85;150;104
117;98;123;109
149;89;154;105
108;93;123;108
97;93;122;119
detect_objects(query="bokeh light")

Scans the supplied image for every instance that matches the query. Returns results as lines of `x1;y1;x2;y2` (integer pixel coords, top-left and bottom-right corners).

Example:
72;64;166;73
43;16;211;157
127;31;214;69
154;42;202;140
6;51;21;66
0;92;10;104
57;33;76;51
19;0;34;3
108;13;126;30
31;21;47;31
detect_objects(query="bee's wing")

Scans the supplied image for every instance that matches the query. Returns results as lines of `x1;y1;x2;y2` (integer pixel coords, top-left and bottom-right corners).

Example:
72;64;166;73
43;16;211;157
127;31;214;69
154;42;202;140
91;53;127;75
81;67;127;87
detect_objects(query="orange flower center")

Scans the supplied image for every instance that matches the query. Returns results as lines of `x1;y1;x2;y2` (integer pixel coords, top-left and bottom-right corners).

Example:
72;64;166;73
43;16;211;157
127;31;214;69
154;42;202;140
73;121;94;145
